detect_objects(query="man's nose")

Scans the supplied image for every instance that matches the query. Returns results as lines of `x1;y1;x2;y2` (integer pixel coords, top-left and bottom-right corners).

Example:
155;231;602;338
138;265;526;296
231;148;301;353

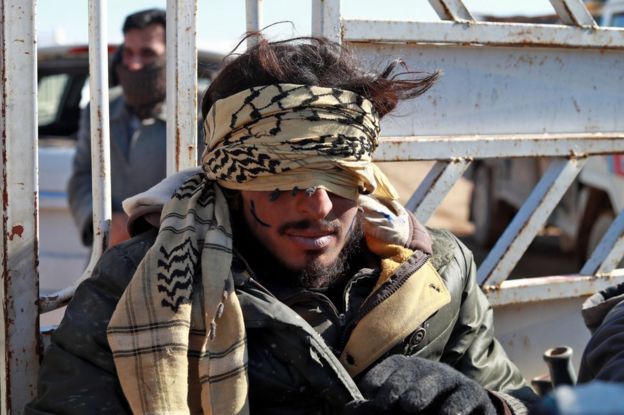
124;56;144;71
296;188;333;220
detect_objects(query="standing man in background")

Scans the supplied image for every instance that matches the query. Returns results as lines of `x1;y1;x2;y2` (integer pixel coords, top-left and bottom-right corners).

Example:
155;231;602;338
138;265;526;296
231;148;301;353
68;8;168;247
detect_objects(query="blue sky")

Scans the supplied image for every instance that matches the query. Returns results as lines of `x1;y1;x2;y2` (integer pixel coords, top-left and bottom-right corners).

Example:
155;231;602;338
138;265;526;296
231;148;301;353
38;0;557;52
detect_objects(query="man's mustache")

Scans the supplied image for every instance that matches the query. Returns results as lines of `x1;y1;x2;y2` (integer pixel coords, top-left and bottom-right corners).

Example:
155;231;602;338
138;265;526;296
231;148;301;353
278;219;342;235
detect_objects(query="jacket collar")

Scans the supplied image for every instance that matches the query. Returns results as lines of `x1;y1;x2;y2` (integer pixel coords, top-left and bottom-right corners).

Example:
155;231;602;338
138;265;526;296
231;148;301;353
339;253;450;377
582;281;624;333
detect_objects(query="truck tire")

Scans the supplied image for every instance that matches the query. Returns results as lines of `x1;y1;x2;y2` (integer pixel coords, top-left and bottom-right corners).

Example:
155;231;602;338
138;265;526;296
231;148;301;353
470;164;514;247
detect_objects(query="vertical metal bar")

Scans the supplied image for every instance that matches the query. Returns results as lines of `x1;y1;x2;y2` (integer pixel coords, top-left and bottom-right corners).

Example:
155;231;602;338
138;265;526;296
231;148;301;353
0;0;40;411
311;0;323;37
549;0;597;27
311;0;341;43
406;159;471;224
38;0;112;313
478;157;587;286
581;210;624;274
86;0;111;272
245;0;263;48
428;0;475;22
166;0;198;176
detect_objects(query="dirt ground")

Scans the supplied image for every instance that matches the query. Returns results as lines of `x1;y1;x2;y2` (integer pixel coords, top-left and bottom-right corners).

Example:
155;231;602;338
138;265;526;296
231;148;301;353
377;161;579;279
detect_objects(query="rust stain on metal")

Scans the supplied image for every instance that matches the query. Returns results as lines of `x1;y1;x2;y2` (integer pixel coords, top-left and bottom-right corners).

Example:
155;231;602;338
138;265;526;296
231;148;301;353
176;126;182;168
572;98;581;113
8;224;24;240
522;335;531;350
436;0;454;21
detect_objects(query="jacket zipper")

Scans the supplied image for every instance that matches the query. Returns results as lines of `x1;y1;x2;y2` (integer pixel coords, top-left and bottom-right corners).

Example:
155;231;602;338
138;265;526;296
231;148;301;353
351;252;431;328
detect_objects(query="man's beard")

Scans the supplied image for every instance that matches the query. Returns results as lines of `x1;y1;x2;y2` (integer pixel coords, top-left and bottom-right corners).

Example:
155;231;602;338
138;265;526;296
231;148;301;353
232;209;365;291
279;214;364;291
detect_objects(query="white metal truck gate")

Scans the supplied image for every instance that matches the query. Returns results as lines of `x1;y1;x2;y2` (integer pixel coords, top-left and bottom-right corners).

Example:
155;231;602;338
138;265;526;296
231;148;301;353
3;0;624;412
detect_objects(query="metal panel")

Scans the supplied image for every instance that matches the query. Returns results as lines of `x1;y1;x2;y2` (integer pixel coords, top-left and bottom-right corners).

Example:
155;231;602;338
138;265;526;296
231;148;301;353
549;0;597;28
489;272;624;378
478;158;587;285
428;0;474;22
40;0;112;313
349;42;624;137
406;159;471;223
485;273;624;306
343;20;624;48
245;0;263;48
376;134;624;161
0;0;39;411
492;295;590;380
581;210;624;274
166;0;198;176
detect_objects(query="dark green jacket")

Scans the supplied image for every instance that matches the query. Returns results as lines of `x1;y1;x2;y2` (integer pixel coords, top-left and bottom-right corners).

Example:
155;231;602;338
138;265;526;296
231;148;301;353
27;225;536;414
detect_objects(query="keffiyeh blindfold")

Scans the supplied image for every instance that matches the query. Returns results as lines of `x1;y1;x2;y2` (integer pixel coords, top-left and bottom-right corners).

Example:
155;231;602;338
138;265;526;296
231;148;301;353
201;83;399;201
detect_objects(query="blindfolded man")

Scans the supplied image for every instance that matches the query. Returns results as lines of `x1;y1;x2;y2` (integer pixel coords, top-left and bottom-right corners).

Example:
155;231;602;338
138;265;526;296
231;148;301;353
30;37;538;415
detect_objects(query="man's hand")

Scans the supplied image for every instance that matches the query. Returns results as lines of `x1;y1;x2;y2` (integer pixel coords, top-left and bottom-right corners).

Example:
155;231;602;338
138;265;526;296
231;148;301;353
109;212;130;247
345;355;497;415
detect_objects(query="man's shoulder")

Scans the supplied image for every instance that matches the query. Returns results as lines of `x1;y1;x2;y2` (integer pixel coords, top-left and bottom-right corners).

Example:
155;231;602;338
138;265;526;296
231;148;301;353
109;85;124;103
89;228;157;293
427;228;465;272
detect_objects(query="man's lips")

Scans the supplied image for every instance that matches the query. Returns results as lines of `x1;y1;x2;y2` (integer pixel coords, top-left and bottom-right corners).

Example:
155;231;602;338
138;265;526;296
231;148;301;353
284;230;336;250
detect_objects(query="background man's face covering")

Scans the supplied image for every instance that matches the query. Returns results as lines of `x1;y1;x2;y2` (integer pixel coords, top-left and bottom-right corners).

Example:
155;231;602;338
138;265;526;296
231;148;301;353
116;59;166;119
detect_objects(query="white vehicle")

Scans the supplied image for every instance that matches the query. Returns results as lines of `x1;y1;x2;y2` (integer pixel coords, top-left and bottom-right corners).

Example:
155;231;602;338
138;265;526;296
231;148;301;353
3;0;624;412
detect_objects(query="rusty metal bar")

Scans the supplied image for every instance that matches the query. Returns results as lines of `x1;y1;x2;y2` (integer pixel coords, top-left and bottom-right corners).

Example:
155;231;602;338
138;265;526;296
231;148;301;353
581;209;624;274
478;158;587;286
0;0;40;411
375;133;624;161
427;0;475;22
485;273;624;306
311;0;341;43
343;19;624;49
245;0;263;48
549;0;597;28
406;159;471;223
166;0;198;176
39;0;112;313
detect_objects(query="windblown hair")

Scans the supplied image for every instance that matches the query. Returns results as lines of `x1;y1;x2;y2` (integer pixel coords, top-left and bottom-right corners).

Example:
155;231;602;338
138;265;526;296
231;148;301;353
122;8;166;34
202;36;439;119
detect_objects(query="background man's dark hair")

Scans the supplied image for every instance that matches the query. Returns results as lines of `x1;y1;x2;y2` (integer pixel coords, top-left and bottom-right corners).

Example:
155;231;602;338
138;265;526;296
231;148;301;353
202;36;439;119
122;8;166;34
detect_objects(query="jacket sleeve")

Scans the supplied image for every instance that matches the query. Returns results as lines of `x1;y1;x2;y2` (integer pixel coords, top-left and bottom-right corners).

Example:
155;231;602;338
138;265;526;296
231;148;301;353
578;298;624;383
25;230;156;414
67;105;94;245
440;233;539;412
